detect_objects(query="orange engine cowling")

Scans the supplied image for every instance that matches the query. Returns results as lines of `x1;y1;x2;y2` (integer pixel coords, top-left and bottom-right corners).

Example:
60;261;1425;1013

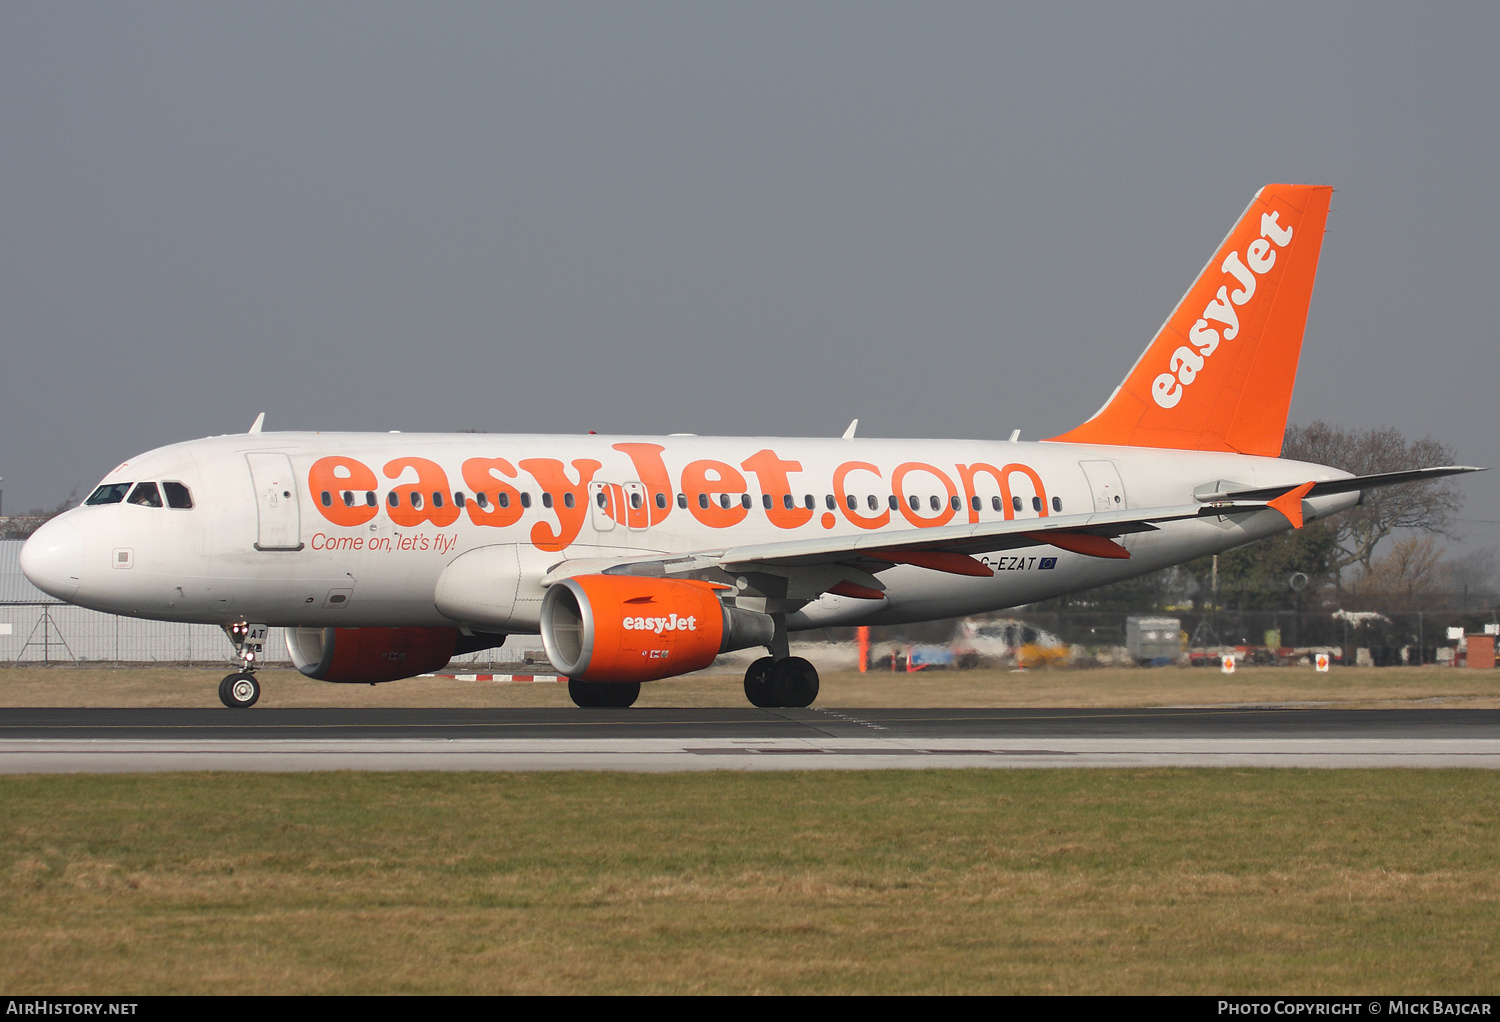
540;575;775;683
286;626;462;684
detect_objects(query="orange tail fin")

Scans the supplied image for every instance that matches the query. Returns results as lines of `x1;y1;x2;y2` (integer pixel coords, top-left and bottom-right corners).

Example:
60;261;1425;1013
1049;184;1333;457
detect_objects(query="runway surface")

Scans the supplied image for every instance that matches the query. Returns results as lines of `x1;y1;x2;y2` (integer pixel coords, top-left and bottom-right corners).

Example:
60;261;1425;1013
2;706;1499;771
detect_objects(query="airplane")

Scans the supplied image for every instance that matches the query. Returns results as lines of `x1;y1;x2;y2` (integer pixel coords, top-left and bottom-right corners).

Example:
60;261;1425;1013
19;183;1482;709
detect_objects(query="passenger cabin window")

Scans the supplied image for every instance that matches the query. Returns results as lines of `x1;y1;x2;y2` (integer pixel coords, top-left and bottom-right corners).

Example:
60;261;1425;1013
566;492;578;509
888;495;899;511
388;492;399;508
320;491;333;507
341;491;355;506
628;492;640;510
804;495;815;510
520;492;532;509
1012;496;1022;512
86;483;132;505
365;492;377;507
825;495;836;510
411;492;423;510
432;492;445;508
699;494;709;509
127;482;163;508
1052;496;1062;512
498;492;511;508
718;494;731;510
971;496;982;511
476;493;490;508
162;482;194;509
867;495;878;511
908;495;920;511
846;494;857;511
678;493;688;509
455;492;467;508
992;496;1003;511
739;494;751;509
655;492;668;509
541;492;553;509
1032;496;1042;512
596;491;608;508
950;495;961;511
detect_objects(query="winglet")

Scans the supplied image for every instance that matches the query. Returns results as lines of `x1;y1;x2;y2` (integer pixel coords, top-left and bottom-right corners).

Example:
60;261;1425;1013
1267;481;1316;529
248;412;266;434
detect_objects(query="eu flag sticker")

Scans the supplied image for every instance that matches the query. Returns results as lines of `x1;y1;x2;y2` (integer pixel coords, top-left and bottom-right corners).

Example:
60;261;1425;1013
1040;557;1057;570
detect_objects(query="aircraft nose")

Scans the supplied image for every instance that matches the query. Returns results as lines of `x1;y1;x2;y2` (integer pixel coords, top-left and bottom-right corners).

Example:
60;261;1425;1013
19;518;84;599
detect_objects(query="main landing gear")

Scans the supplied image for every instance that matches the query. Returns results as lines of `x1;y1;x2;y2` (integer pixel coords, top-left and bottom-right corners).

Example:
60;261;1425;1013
568;679;641;708
219;621;267;709
742;615;820;708
743;656;820;709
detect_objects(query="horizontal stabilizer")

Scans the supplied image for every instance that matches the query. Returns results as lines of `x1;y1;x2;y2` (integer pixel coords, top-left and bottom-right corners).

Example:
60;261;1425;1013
1266;481;1317;529
1197;466;1485;503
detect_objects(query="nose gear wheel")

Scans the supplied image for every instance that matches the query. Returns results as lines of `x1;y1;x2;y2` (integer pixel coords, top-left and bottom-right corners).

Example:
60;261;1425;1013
219;673;261;708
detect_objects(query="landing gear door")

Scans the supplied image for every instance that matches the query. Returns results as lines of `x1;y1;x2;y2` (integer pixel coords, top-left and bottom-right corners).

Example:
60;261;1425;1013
246;452;304;551
1079;460;1128;513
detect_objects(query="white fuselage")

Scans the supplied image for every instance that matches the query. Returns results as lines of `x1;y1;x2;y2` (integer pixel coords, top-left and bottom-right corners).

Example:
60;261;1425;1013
20;431;1357;636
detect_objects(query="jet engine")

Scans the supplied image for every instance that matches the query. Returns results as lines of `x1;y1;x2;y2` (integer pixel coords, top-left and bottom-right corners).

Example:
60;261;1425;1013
540;575;775;683
287;625;482;683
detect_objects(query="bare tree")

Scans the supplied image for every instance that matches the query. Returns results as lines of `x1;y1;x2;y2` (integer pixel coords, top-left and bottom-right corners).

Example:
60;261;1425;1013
1348;535;1449;612
1282;421;1464;574
1448;546;1499;613
0;491;78;540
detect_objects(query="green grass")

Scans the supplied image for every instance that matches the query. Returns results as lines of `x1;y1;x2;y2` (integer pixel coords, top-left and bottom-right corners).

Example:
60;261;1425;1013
3;770;1498;993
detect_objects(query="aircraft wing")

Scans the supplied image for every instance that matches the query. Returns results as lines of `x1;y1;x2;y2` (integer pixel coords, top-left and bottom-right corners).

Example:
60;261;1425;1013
543;500;1267;593
541;463;1484;596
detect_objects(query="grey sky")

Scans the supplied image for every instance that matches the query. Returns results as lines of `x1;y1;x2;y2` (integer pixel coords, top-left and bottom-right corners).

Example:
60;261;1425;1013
2;4;1495;552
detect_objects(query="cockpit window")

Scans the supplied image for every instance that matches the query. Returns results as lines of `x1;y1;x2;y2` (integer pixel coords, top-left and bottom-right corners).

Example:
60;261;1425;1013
127;482;163;507
162;482;194;509
86;483;132;505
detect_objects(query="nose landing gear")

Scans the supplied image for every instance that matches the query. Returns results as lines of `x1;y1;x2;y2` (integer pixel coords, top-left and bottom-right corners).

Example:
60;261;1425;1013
219;622;268;709
219;673;261;708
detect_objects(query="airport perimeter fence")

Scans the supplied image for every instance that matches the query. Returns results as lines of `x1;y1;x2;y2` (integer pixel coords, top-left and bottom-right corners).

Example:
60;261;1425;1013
979;608;1497;665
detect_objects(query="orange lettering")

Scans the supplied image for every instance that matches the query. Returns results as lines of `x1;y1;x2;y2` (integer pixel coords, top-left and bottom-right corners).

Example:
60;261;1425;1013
1000;463;1048;519
308;457;379;527
682;460;748;528
612;443;673;526
833;461;889;530
741;449;812;529
461;458;525;528
519;458;602;551
955;463;1048;521
891;462;957;528
383;457;460;528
